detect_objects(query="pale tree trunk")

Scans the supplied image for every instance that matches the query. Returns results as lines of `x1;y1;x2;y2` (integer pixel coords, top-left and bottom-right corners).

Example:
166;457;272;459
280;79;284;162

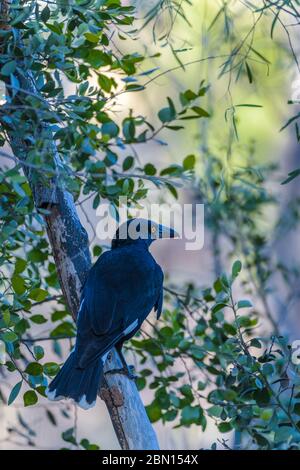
0;0;159;450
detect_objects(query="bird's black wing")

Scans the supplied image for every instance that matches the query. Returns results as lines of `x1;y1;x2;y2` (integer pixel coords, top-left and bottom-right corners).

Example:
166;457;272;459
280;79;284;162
75;248;163;369
83;276;118;335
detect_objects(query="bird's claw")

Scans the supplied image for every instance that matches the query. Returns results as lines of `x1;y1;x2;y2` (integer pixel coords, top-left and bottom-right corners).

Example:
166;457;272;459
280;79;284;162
105;365;137;380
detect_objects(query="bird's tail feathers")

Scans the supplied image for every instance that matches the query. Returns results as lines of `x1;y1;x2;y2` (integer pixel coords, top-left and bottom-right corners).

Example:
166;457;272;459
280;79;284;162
46;352;103;410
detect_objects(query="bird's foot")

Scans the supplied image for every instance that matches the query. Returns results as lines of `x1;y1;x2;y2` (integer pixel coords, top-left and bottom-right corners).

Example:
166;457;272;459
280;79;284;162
104;365;137;380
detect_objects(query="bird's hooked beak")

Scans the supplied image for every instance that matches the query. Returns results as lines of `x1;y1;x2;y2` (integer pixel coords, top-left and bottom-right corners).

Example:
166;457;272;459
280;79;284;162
158;224;179;239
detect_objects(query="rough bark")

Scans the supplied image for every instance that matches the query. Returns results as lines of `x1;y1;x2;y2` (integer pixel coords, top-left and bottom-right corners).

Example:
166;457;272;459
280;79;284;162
0;1;159;450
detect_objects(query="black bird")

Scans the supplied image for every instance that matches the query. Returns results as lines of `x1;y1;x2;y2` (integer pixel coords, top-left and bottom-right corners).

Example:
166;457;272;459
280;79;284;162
46;218;178;409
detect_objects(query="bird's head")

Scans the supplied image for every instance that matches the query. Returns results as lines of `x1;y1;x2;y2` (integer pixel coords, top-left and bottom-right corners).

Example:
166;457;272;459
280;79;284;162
111;218;179;249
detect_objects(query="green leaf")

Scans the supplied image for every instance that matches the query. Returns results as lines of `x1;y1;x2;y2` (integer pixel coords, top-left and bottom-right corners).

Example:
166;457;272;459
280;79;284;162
30;314;47;324
93;194;100;210
46;409;57;426
25;362;43;376
158;107;174;123
236;300;253;309
165;182;178;199
101;121;119;138
23;390;38;407
250;338;262;348
40;6;50;23
98;73;113;92
218;422;233;433
144;163;156;175
104;150;118;166
62;427;77;445
180;89;198;105
146;401;161;423
249;45;271;64
123;119;135;141
84;32;100;43
2;331;18;343
237;316;252;327
220;274;230;289
189;344;205;360
11;274;26;295
293;403;300;416
93;245;102;257
212;302;227;313
262;363;274;376
232;260;242;279
260;408;273;421
165;125;184;131
29;288;48;302
281;169;300;185
253;388;271;406
28;248;46;263
34;345;44;360
8;381;22;405
207;405;223;418
253;432;270;448
87;50;111;68
183;154;195;170
245;61;253;83
14;318;29;335
122;156;134;171
180;384;193;398
36;385;46;397
224;323;237;336
2;309;10;326
80;438;100;450
136;377;146;391
1;61;17;76
43;362;60;376
255;377;263;389
181;405;202;425
50;321;75;338
14;258;27;274
163;409;177;422
235;104;263;109
167;97;176;118
191;106;210;117
179;114;207;121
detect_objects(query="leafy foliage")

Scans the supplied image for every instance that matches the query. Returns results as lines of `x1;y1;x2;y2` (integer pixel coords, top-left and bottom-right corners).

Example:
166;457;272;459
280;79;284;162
0;0;209;208
132;262;300;449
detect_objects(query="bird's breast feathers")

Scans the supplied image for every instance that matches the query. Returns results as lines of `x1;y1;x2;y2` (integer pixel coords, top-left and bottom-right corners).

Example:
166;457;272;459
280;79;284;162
96;247;160;284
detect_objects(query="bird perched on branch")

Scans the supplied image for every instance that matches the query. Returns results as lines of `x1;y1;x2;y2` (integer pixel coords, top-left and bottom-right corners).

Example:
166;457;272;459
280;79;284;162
46;218;178;409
